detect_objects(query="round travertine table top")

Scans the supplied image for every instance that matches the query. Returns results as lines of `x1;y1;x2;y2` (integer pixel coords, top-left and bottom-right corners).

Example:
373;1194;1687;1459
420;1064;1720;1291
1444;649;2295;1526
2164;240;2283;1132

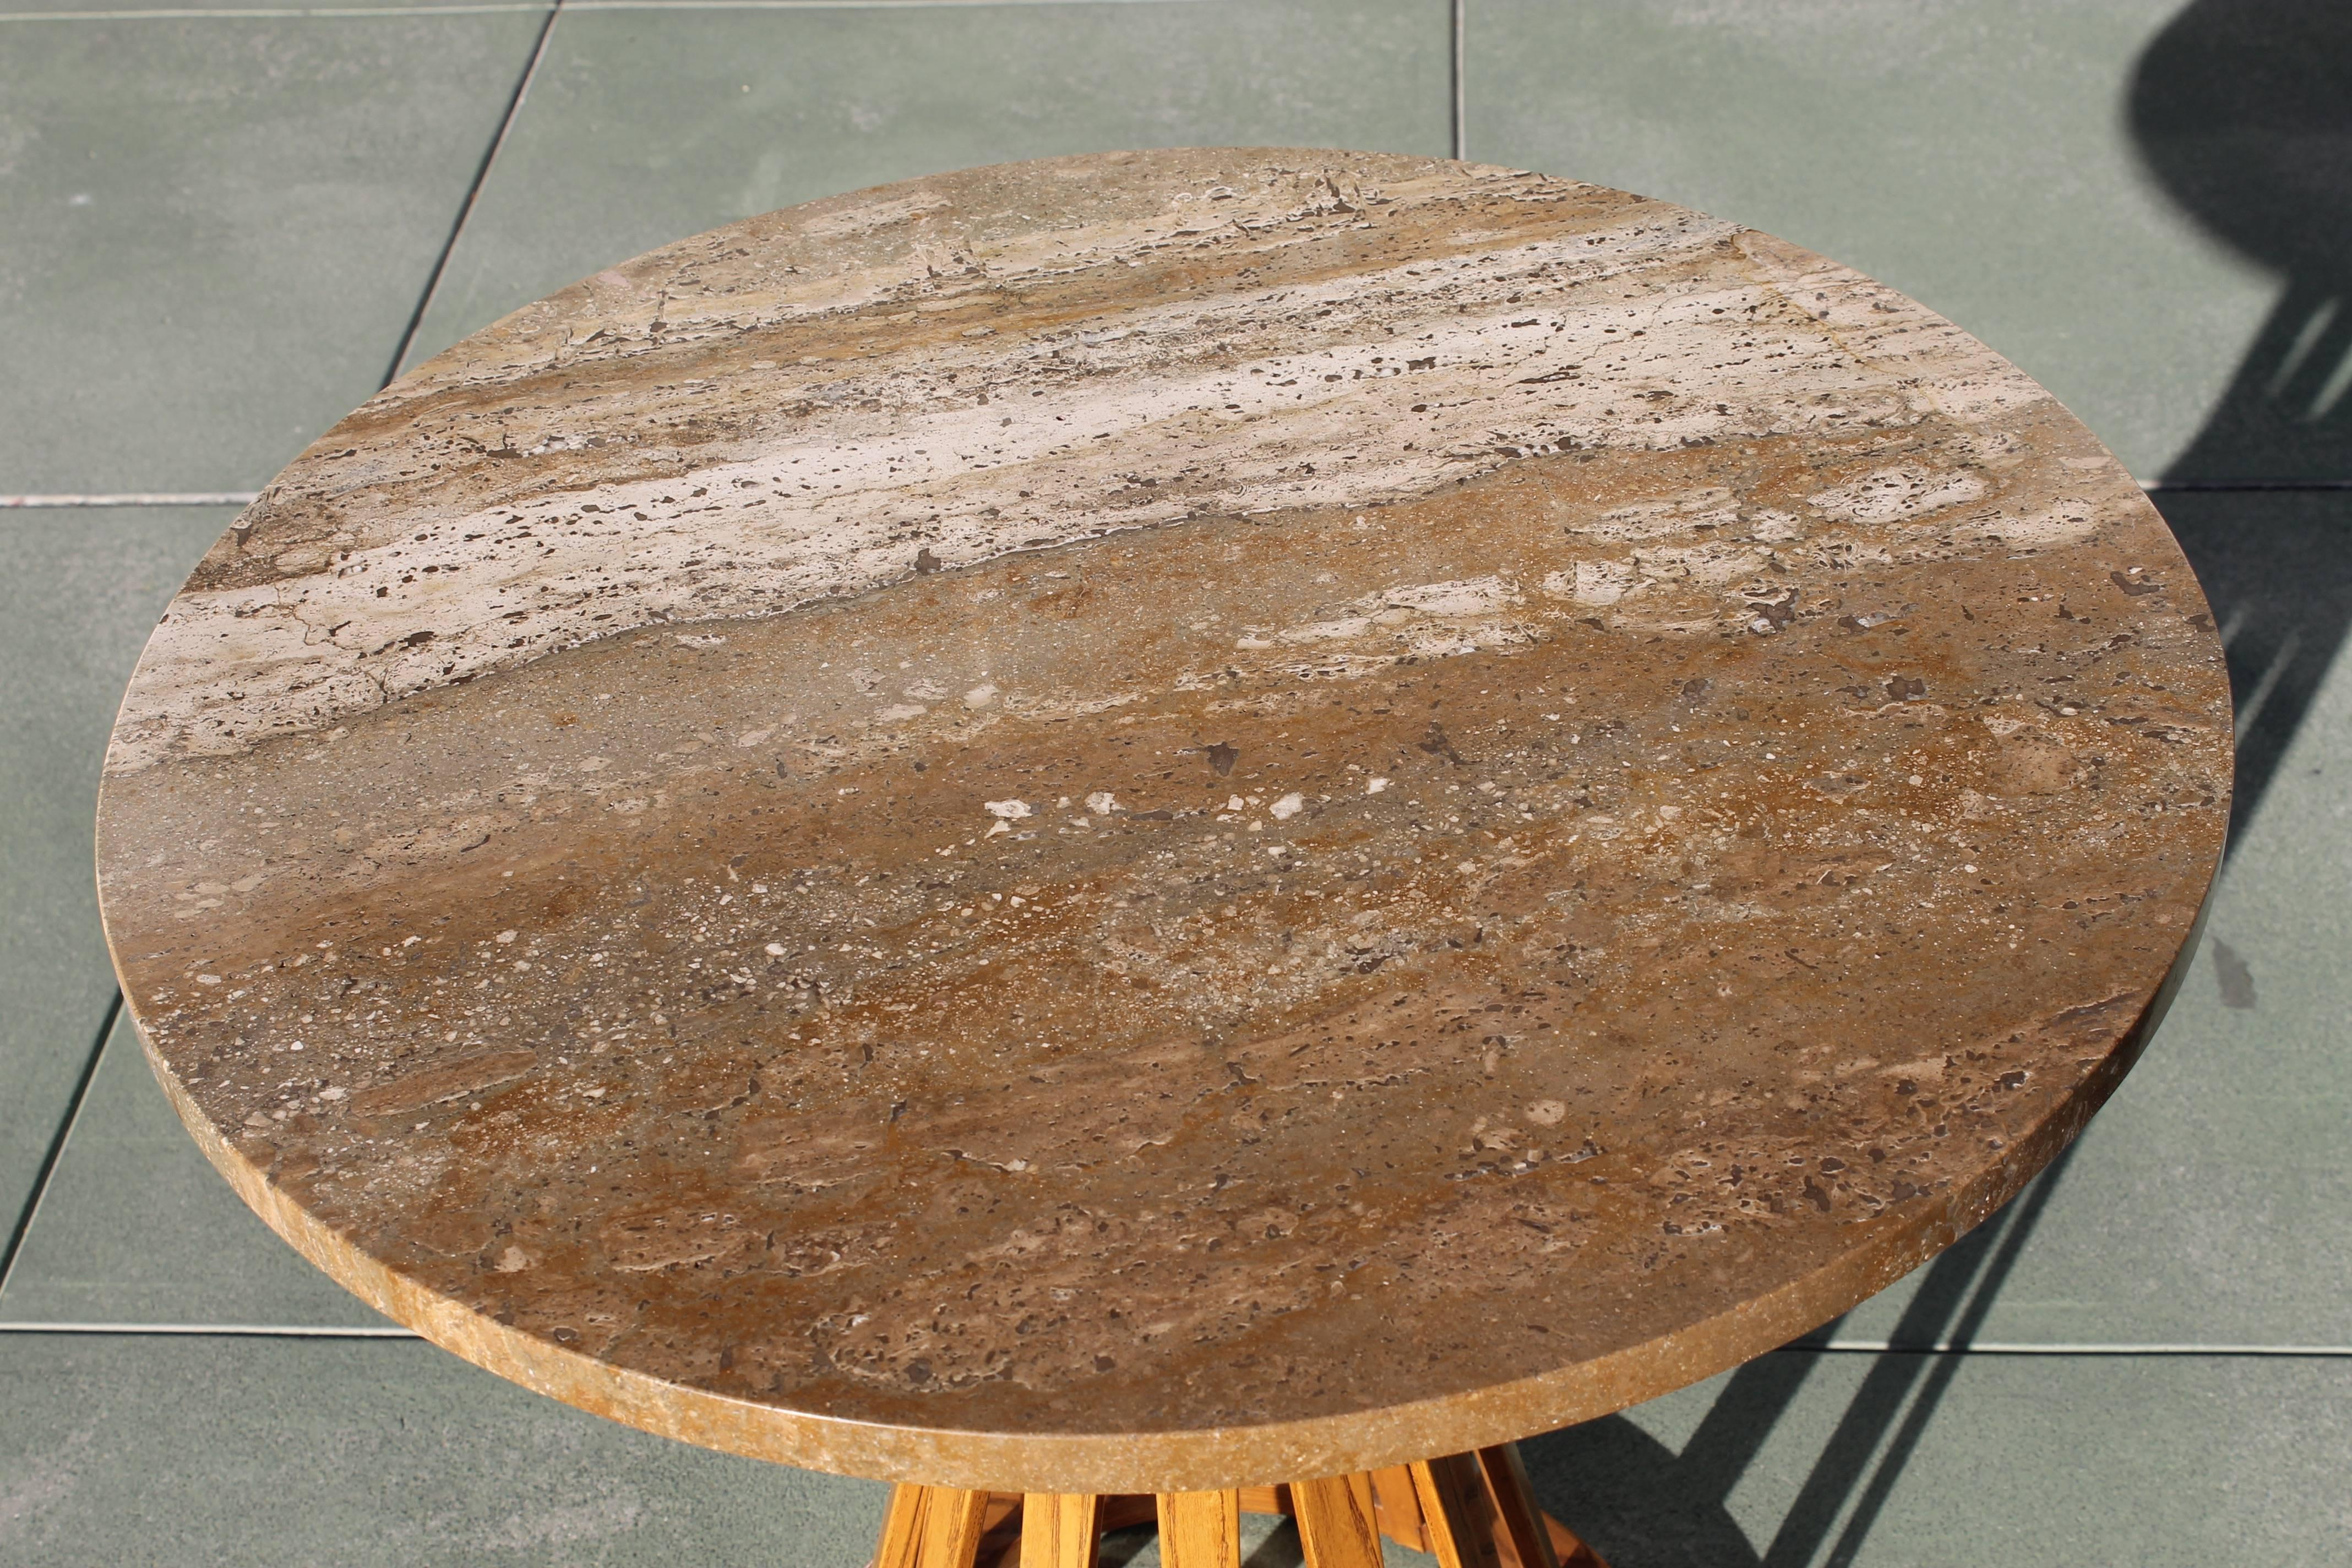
97;149;2230;1494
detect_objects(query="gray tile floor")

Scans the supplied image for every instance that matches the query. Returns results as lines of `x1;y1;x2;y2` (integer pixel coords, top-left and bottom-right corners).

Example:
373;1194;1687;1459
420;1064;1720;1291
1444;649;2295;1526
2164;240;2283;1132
4;2;2348;1562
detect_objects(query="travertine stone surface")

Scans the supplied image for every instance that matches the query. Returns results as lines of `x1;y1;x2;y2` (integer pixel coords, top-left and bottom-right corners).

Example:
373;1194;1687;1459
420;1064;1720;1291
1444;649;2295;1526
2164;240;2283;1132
96;150;2229;1493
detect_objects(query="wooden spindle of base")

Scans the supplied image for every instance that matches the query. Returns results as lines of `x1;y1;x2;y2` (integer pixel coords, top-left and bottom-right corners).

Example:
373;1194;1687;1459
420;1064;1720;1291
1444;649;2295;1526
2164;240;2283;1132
1366;1465;1429;1553
874;1484;928;1568
1290;1473;1386;1568
875;1485;991;1568
1409;1453;1507;1568
1018;1494;1101;1568
1156;1490;1244;1568
866;1442;1608;1568
1477;1445;1558;1568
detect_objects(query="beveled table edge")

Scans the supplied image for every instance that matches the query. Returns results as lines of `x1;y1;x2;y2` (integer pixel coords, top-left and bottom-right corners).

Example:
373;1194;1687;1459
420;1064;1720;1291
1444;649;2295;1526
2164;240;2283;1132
124;876;2215;1494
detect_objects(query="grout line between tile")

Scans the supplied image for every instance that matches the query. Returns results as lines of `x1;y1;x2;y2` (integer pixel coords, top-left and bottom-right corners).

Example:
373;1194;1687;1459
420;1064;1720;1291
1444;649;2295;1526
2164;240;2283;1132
573;0;1199;7
0;1321;420;1337
382;0;565;386
1449;0;1464;161
0;994;121;1300
0;0;1186;20
3;493;259;508
0;3;541;14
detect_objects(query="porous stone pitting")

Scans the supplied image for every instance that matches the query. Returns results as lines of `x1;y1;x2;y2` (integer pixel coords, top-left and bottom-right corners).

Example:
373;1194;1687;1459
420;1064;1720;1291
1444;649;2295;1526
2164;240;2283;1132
96;150;2229;1493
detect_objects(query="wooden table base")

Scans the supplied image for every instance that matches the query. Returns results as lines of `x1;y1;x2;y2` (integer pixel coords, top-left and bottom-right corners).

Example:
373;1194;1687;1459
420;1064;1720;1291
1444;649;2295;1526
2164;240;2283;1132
872;1444;1608;1568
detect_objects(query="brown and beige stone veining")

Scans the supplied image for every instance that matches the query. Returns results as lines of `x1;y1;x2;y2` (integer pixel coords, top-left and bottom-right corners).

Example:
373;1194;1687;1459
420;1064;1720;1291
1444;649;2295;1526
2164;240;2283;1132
111;155;2035;772
97;150;2228;1493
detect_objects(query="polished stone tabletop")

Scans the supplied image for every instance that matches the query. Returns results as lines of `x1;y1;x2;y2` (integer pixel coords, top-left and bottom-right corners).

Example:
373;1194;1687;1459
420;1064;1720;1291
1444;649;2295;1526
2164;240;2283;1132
96;149;2229;1493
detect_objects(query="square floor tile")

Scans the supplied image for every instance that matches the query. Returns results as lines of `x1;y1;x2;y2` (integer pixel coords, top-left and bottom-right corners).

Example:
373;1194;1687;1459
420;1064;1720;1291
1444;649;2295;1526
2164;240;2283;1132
0;1011;389;1329
0;1332;885;1566
1523;1348;2352;1567
402;0;1453;367
0;508;231;1243
0;13;551;493
1463;0;2327;483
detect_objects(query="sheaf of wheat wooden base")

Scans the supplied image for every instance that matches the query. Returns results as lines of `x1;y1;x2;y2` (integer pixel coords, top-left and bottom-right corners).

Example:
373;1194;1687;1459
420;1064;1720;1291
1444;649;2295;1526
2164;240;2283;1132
870;1442;1608;1568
